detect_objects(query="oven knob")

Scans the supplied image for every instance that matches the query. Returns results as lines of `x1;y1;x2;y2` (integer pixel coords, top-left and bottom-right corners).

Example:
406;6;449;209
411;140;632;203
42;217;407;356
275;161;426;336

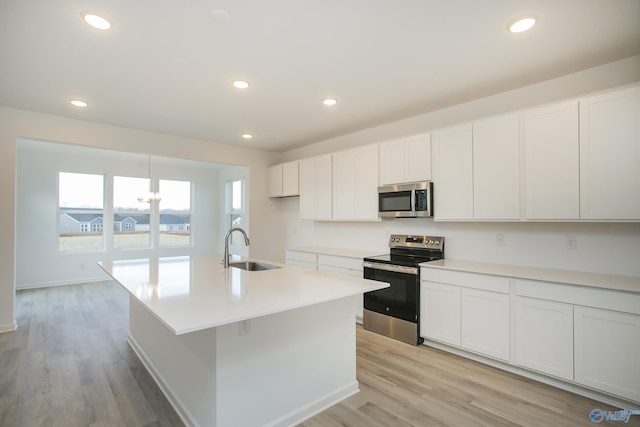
435;240;440;245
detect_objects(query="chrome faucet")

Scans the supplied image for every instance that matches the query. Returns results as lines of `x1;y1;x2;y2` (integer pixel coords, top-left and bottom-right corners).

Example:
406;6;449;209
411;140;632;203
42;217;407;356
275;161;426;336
222;227;250;268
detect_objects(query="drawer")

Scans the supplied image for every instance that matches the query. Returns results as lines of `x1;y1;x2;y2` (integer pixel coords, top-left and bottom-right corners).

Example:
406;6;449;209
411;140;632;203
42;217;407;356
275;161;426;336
421;268;510;294
285;250;317;264
515;279;640;315
317;254;363;272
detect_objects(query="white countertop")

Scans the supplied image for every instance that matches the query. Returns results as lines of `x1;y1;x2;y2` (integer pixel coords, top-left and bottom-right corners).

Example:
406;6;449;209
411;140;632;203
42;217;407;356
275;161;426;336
99;255;388;335
421;259;640;293
287;246;384;259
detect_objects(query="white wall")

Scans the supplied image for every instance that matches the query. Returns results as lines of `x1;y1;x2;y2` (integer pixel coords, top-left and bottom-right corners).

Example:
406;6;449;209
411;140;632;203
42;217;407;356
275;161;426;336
278;194;640;276
0;108;281;331
282;56;640;161
274;56;640;277
15;140;247;288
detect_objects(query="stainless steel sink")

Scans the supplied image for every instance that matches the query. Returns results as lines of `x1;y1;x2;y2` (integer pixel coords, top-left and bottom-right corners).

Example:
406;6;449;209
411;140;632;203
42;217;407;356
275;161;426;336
229;261;281;271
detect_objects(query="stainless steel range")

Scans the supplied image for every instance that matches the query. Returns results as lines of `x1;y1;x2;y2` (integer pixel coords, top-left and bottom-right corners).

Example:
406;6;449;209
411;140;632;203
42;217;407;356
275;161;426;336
363;234;445;345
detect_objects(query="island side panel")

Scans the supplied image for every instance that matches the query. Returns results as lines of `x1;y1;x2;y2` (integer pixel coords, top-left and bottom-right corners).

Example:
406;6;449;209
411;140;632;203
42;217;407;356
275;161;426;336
215;296;359;427
128;297;217;427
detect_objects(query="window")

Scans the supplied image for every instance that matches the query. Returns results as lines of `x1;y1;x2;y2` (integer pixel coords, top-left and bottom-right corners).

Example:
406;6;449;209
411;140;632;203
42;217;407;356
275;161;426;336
159;179;191;247
113;176;150;249
229;179;245;245
58;172;104;252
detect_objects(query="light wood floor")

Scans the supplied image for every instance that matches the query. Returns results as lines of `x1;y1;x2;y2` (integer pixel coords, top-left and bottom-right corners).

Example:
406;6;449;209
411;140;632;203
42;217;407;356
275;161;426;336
1;282;637;427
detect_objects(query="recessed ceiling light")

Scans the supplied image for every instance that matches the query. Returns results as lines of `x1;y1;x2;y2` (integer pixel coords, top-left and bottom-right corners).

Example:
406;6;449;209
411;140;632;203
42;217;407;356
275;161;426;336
69;99;88;107
323;99;337;106
508;16;537;33
233;81;250;89
81;13;111;30
241;133;253;140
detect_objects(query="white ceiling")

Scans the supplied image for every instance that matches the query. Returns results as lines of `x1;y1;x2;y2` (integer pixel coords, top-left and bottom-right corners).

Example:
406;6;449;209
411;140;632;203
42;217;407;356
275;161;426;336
1;1;639;153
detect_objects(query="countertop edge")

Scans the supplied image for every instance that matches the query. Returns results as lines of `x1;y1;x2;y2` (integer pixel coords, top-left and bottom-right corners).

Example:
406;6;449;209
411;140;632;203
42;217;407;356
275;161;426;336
286;246;385;259
420;259;640;293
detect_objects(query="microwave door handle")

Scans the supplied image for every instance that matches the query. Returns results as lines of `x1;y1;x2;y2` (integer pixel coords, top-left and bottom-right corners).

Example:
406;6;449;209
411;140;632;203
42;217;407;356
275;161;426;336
411;190;416;211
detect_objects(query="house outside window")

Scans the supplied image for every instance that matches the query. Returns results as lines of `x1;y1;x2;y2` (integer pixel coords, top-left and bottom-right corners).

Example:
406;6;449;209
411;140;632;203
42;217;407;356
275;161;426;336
58;172;104;252
113;176;150;250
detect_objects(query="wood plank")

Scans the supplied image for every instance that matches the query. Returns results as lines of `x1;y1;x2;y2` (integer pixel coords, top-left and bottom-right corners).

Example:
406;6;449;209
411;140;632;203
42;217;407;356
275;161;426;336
2;281;638;427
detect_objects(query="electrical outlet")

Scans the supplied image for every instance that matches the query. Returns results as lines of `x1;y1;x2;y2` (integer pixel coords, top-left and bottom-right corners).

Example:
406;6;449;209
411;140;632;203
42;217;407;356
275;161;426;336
496;233;505;247
566;235;577;250
238;319;251;336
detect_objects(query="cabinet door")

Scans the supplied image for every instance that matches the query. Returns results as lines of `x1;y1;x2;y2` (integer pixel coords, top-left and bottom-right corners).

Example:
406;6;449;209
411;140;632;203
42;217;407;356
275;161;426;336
461;288;510;361
432;124;473;220
405;133;431;182
473;114;521;220
524;101;579;220
580;86;640;220
332;145;379;220
268;165;283;197
379;139;405;185
420;281;461;346
315;155;333;220
300;156;332;220
299;158;316;219
515;297;573;380
354;144;379;219
574;306;640;402
332;150;356;220
282;161;299;196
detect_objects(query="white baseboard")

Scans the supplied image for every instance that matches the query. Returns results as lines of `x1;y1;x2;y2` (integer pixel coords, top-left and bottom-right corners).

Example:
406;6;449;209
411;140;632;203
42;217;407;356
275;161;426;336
422;339;640;410
128;332;360;427
16;276;109;290
0;321;17;333
267;382;359;427
127;334;199;427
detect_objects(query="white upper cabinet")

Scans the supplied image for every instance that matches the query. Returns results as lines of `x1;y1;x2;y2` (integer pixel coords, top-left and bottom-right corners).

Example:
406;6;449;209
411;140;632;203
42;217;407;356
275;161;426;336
433;115;520;221
332;145;379;220
299;155;332;220
268;161;299;198
379;133;431;185
579;86;640;220
524;101;580;219
473;113;521;220
432;124;474;220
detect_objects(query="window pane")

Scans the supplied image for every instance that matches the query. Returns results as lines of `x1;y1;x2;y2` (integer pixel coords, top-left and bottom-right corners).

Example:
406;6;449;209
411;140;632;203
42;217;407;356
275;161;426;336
159;179;191;247
113;176;150;249
230;180;244;245
232;180;242;210
58;172;104;251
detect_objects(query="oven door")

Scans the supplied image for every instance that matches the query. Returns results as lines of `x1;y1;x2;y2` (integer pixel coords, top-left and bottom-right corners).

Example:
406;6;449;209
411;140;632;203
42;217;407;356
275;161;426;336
363;262;419;323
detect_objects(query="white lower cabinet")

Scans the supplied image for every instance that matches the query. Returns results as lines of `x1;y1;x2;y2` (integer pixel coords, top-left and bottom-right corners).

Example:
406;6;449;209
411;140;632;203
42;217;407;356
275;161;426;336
286;249;367;322
461;288;510;361
421;277;509;361
574;306;640;402
317;254;365;322
284;250;317;270
515;297;574;381
422;266;640;405
421;281;461;346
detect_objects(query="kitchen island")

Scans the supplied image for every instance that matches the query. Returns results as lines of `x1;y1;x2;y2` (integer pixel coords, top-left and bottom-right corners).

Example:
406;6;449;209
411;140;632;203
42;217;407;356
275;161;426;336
99;255;387;427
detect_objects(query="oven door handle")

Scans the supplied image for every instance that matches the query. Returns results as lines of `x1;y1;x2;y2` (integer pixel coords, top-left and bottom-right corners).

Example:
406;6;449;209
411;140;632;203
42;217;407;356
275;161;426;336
363;261;418;275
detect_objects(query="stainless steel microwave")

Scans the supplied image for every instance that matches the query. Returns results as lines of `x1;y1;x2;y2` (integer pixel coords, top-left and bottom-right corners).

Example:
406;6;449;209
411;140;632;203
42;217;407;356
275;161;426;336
378;181;433;218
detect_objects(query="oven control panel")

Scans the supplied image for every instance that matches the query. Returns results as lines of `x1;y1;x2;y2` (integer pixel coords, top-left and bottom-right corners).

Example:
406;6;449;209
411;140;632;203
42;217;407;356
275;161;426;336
388;234;444;250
